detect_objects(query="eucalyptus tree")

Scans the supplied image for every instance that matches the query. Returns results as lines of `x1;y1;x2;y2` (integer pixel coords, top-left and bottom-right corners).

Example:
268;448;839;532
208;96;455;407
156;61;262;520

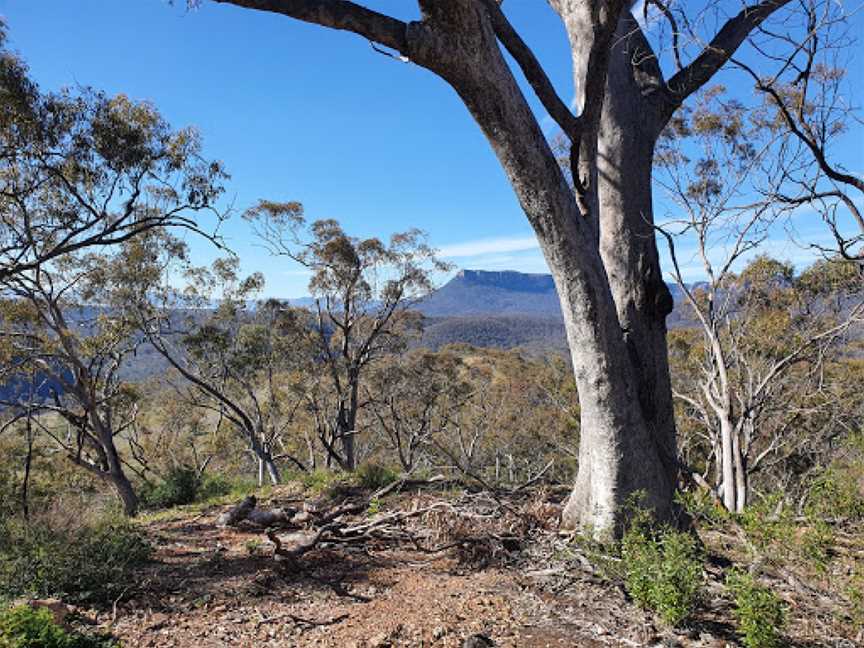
246;203;449;470
366;348;469;474
727;1;864;262
0;30;229;512
0;239;161;516
655;84;863;511
669;257;862;512
190;0;827;534
134;256;314;486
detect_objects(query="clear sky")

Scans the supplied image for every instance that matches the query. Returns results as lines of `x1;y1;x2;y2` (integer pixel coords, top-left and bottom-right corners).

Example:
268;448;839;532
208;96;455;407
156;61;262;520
1;0;862;297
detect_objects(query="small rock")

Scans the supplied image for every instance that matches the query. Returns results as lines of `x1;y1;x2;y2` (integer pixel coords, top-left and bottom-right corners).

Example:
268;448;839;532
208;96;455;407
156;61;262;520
432;625;448;639
369;632;391;647
462;634;496;648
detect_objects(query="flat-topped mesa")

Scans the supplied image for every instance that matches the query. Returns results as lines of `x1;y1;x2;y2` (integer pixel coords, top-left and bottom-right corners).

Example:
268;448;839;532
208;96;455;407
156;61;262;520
456;269;556;293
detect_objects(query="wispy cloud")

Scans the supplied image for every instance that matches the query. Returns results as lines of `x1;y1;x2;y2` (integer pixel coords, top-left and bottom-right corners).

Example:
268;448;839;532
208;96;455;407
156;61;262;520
437;234;540;258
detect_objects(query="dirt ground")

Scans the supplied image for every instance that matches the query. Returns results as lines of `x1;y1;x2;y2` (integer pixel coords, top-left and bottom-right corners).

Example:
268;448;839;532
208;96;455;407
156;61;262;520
90;486;860;648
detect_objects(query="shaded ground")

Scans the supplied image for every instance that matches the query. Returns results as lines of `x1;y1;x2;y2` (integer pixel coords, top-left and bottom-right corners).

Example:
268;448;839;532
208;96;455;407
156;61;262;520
85;485;860;647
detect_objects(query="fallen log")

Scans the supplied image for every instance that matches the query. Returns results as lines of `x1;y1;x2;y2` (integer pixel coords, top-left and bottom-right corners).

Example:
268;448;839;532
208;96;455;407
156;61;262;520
217;495;298;528
216;495;257;527
247;507;293;527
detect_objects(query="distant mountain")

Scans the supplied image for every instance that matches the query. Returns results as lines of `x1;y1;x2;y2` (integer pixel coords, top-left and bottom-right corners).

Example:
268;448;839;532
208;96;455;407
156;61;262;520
0;271;696;403
417;269;563;317
407;269;710;353
417;269;696;319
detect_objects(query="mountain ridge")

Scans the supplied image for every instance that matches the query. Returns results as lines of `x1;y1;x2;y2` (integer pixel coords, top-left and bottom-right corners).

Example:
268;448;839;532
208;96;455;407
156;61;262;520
415;268;694;319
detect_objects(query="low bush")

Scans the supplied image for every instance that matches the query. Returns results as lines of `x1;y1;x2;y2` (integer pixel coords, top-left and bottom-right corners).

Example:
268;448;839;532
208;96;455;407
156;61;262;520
196;473;236;501
726;569;786;648
806;463;864;522
140;467;200;509
301;469;342;494
675;489;730;527
798;518;834;572
0;605;119;648
140;467;238;510
0;512;150;606
737;495;795;552
354;463;399;490
847;567;864;632
620;508;704;627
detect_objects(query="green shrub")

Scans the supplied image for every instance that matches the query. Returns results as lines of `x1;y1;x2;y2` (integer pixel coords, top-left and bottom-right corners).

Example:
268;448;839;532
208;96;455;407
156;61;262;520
737;495;795;551
301;469;341;493
196;473;234;501
806;465;864;521
799;518;834;572
621;508;704;627
847;567;864;631
140;468;240;510
367;497;381;517
726;569;786;648
354;463;398;490
244;539;262;556
0;514;150;606
0;605;118;648
140;467;200;509
675;489;730;527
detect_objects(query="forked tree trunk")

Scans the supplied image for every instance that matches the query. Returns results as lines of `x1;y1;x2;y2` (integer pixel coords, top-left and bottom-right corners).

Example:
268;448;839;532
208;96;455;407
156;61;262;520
250;433;281;485
403;1;676;536
720;415;737;511
558;12;679;532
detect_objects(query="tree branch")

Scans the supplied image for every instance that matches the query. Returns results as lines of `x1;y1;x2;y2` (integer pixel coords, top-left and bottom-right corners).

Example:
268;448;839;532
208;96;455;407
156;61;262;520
479;0;581;139
664;0;792;112
210;0;408;53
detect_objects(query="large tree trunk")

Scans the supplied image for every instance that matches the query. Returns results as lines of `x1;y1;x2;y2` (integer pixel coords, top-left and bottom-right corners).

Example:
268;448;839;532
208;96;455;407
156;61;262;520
213;0;793;545
552;243;675;534
591;14;679;517
556;12;678;532
407;2;674;537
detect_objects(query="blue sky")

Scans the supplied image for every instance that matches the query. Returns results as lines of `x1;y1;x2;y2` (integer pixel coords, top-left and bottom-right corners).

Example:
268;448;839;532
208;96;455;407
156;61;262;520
1;1;862;296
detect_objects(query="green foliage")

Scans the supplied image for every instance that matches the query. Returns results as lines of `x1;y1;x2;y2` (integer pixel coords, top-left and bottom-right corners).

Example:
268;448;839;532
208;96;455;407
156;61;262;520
847;567;864;631
0;514;150;605
806;460;864;522
798;519;834;572
620;508;704;627
726;570;786;648
675;489;730;527
301;469;341;494
140;467;200;509
737;495;795;551
243;539;262;556
141;468;235;510
196;473;236;502
367;497;381;517
354;463;399;491
0;606;119;648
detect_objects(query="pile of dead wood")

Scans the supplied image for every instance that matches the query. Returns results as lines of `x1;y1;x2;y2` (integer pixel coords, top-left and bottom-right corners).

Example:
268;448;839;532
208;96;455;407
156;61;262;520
216;477;469;563
215;477;563;566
